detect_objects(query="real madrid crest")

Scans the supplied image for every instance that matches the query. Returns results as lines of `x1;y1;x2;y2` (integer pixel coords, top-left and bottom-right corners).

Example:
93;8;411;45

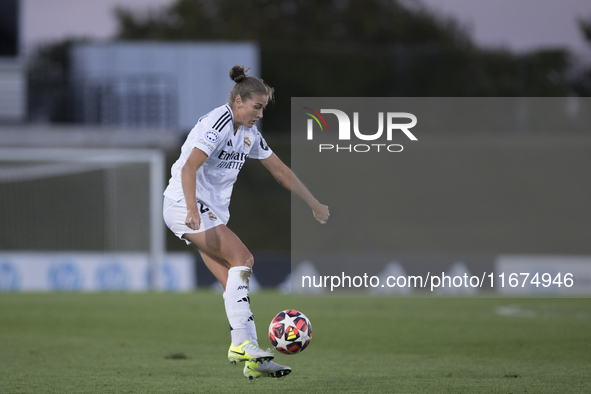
243;136;252;148
208;212;218;221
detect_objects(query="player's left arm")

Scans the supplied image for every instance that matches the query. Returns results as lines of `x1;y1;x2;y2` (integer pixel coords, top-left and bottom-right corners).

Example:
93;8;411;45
260;153;329;224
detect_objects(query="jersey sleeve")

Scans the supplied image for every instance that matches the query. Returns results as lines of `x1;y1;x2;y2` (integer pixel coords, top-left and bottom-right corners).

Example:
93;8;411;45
249;131;273;160
192;125;224;156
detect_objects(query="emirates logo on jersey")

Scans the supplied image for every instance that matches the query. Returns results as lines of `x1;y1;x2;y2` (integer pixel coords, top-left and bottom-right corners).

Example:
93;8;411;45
216;149;248;170
243;137;252;148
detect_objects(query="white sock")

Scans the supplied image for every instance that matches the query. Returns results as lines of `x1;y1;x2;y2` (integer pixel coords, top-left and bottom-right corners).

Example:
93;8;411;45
224;266;254;346
246;316;258;345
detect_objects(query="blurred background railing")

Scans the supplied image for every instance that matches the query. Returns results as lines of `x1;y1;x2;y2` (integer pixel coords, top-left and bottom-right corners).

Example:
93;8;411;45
73;75;177;127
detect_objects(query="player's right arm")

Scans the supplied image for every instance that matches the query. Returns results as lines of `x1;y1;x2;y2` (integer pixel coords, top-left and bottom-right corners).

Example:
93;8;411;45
181;147;209;230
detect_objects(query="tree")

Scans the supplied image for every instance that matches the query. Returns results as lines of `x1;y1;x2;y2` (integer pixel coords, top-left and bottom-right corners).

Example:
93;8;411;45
114;0;573;130
572;15;591;96
115;0;468;46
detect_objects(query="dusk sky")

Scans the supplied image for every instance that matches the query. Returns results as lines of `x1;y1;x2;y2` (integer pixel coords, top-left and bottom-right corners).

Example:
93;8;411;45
21;0;591;54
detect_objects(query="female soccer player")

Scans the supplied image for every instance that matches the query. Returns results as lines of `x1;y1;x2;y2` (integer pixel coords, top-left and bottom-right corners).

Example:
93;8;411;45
163;65;329;381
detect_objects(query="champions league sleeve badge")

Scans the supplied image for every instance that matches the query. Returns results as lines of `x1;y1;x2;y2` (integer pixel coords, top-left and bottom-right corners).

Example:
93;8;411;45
205;130;220;143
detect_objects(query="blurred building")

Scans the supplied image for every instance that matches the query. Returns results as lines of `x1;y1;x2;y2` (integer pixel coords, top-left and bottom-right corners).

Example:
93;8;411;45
70;42;259;131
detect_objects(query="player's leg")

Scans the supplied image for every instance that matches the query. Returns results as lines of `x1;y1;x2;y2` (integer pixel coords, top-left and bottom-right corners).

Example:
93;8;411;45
185;224;255;339
192;246;230;290
184;227;274;363
184;224;253;269
194;247;292;380
196;247;259;342
196;247;260;339
165;199;273;364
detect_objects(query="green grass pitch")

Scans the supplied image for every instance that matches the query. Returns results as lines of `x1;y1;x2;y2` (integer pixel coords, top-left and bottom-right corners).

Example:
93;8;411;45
1;291;590;393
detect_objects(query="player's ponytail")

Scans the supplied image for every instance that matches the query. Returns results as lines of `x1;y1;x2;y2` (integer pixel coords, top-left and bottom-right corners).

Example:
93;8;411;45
228;65;274;105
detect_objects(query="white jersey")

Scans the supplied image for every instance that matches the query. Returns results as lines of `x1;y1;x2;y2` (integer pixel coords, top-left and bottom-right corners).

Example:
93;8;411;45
163;104;273;224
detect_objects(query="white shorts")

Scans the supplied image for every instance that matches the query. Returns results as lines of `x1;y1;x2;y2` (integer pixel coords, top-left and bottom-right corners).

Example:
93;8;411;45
163;196;223;244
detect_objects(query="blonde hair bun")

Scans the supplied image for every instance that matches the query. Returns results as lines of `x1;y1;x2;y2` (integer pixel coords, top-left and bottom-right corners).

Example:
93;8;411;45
229;65;247;83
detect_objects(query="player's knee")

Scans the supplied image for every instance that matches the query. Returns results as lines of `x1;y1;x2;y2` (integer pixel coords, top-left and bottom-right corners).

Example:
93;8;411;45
243;252;254;268
229;251;254;268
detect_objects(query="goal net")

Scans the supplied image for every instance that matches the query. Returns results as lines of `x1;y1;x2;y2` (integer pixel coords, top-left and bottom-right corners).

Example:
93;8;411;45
0;148;166;289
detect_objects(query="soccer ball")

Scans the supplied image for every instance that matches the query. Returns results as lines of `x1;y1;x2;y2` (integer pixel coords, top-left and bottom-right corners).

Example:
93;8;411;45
268;309;312;355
